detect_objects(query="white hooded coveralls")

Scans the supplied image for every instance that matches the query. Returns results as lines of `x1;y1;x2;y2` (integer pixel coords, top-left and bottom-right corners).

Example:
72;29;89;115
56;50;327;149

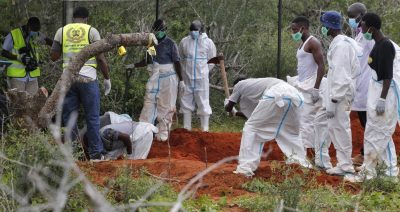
179;33;216;116
315;35;361;172
362;40;400;178
235;82;311;176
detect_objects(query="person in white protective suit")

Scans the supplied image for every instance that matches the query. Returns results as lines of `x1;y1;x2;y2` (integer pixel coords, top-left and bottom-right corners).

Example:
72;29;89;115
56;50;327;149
318;11;362;176
224;77;282;119
345;13;400;183
289;16;328;168
347;3;375;166
234;80;312;177
126;19;184;142
179;20;217;132
81;112;158;160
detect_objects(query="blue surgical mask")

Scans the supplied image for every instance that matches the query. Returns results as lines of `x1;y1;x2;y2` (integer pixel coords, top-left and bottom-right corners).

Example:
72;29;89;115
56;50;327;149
348;18;359;29
190;30;200;39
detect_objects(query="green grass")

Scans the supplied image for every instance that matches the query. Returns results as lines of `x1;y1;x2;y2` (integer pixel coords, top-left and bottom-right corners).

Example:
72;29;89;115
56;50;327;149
236;175;400;212
103;167;226;211
3;122;400;211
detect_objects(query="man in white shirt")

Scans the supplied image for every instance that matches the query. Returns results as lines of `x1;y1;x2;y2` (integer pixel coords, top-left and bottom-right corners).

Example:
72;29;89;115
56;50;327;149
290;16;329;169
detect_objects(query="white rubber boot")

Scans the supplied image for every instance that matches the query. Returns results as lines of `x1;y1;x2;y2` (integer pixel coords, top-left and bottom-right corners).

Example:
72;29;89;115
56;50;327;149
200;115;210;132
183;112;192;130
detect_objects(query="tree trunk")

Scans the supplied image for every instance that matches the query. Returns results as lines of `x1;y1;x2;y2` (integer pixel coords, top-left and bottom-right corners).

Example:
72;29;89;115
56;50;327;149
37;32;156;128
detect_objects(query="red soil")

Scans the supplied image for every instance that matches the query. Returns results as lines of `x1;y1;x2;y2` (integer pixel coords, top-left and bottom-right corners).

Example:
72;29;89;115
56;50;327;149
79;112;400;199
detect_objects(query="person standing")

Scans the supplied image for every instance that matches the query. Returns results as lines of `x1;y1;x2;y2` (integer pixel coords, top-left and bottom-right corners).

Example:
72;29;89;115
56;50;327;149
50;7;111;161
134;19;183;142
319;11;361;175
289;16;330;168
345;13;399;182
234;80;312;177
2;17;53;95
179;20;216;132
347;2;375;166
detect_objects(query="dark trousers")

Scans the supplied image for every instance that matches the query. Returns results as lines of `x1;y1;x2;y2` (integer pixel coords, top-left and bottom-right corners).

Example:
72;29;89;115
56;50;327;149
62;80;103;159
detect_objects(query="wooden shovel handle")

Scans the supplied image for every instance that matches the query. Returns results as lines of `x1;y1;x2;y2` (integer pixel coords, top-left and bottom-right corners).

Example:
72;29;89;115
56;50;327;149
218;53;230;98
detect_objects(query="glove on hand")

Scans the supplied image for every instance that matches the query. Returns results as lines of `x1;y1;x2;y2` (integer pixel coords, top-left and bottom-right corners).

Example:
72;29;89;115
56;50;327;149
224;98;230;107
376;98;386;115
231;107;238;116
179;81;185;96
326;100;337;119
104;79;111;96
311;88;320;103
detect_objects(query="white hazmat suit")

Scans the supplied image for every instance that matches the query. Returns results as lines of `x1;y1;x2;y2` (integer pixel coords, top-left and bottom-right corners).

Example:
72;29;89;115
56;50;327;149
351;32;375;111
316;35;361;175
101;112;158;160
179;33;216;131
139;63;178;141
361;40;400;179
287;75;330;169
229;78;282;119
235;81;312;177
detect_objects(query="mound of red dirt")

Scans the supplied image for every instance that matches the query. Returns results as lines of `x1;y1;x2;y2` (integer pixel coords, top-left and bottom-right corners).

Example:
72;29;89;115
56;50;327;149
147;129;285;162
79;112;400;198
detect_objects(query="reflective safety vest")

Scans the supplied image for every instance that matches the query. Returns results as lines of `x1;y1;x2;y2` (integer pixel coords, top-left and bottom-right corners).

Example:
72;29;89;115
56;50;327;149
62;23;97;69
7;28;40;78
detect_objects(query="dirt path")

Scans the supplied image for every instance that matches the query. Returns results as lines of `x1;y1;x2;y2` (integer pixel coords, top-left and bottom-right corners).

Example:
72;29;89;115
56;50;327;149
79;112;400;198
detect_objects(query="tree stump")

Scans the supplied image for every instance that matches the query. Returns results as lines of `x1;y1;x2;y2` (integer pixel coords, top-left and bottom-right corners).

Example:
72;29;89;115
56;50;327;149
6;87;48;132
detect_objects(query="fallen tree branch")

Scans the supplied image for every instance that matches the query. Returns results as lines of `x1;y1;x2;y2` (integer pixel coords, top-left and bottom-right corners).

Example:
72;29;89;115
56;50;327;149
38;33;157;128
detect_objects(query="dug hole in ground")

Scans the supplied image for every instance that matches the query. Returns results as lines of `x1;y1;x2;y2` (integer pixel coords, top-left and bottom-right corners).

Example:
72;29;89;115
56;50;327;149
79;112;400;199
